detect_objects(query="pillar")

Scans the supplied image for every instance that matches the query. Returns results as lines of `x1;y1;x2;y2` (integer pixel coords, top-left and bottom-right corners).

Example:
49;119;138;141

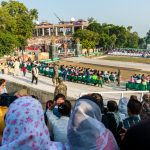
48;28;51;36
72;26;75;34
36;29;39;37
81;25;84;30
42;28;44;36
63;27;66;36
55;27;58;36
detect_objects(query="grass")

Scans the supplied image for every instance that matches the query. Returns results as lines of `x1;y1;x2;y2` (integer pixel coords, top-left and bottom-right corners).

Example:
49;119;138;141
60;60;149;82
101;56;150;64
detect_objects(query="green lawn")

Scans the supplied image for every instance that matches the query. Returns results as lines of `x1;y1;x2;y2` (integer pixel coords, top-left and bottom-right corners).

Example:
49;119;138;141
101;56;150;64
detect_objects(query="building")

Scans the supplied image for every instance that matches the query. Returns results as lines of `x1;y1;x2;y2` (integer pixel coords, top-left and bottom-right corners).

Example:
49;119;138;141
27;19;88;52
33;19;88;37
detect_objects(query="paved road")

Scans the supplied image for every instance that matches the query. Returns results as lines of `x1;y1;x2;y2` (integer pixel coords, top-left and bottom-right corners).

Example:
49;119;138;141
64;57;150;72
2;73;126;101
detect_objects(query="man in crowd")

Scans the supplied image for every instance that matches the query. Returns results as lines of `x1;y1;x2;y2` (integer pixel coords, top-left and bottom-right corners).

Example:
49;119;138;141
31;64;39;85
117;69;121;86
54;77;67;98
13;59;20;77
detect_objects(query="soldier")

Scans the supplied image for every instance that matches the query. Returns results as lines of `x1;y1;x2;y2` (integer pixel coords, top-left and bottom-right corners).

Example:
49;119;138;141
52;62;59;86
117;69;121;86
54;77;67;98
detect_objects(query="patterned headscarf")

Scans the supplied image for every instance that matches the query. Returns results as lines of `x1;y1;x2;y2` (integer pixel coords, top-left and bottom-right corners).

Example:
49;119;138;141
0;96;65;150
67;99;118;150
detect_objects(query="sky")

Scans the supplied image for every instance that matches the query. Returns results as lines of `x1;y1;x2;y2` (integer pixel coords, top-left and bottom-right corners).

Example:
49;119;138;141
1;0;150;37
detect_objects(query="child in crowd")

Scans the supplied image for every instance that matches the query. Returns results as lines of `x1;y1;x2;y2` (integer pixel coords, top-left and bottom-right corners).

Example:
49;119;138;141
46;100;71;143
102;100;121;144
123;98;142;129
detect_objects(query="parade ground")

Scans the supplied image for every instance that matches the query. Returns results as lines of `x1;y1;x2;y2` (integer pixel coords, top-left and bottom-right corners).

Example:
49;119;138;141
3;56;149;103
64;57;150;72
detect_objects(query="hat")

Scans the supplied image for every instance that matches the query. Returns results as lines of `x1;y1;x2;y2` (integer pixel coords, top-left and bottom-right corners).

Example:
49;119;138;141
58;77;63;82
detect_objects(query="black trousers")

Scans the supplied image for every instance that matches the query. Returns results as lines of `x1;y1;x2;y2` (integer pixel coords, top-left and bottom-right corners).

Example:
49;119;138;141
32;75;38;84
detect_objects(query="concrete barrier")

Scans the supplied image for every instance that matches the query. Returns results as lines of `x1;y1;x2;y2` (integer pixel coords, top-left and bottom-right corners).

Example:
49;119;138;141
6;81;76;108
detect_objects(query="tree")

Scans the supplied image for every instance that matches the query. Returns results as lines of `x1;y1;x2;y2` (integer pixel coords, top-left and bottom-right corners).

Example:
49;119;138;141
0;31;18;57
126;32;139;48
2;1;38;47
73;29;99;54
139;38;146;49
145;30;150;44
0;0;38;56
87;22;102;34
87;17;96;24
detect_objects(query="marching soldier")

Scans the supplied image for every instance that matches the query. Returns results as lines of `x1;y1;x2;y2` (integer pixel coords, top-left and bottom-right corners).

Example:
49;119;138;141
54;77;67;98
52;62;59;86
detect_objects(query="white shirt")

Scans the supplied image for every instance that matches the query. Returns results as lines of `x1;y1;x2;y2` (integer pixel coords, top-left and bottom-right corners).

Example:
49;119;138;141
14;61;20;70
46;110;69;143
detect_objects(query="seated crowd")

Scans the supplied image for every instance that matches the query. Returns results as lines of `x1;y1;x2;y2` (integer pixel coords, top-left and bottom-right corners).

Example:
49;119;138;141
6;59;119;87
126;74;150;91
1;79;150;149
108;48;150;58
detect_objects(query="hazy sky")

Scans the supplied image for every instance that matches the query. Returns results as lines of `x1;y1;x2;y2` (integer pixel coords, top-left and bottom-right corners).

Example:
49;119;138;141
1;0;150;37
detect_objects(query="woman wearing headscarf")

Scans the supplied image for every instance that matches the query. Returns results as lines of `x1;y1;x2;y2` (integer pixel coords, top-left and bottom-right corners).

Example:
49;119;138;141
67;95;118;150
0;96;65;150
118;97;129;121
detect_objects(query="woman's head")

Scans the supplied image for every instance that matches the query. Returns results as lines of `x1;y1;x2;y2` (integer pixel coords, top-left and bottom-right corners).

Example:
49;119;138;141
79;93;104;113
1;96;64;149
67;96;118;150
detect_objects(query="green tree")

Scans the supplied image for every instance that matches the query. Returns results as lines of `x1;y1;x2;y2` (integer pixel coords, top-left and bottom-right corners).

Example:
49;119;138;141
126;32;139;48
87;17;97;24
145;30;150;44
73;29;99;54
1;1;38;47
0;31;18;57
0;0;38;57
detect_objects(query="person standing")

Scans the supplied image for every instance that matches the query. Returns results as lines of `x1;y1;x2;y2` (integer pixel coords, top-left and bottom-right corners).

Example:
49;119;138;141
52;62;59;86
13;59;20;77
117;69;121;86
54;77;67;98
31;65;39;85
22;63;27;77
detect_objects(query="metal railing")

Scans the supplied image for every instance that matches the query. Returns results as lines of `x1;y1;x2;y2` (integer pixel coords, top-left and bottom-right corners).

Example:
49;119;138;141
80;91;150;101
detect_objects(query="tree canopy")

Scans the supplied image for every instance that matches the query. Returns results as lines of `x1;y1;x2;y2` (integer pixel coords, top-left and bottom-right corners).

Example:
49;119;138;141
74;20;141;50
0;0;38;56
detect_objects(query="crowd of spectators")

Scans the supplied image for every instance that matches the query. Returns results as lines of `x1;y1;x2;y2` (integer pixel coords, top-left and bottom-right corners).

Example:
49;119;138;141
129;74;150;84
1;81;150;149
108;49;150;58
126;74;150;91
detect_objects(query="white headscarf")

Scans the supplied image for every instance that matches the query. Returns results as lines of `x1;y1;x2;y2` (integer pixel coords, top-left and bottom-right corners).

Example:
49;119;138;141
67;99;118;150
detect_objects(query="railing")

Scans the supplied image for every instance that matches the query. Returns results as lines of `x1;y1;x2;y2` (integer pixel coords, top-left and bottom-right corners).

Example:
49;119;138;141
80;91;150;101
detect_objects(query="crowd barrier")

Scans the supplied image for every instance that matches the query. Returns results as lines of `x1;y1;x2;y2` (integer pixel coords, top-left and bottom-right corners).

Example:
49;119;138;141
80;91;149;101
